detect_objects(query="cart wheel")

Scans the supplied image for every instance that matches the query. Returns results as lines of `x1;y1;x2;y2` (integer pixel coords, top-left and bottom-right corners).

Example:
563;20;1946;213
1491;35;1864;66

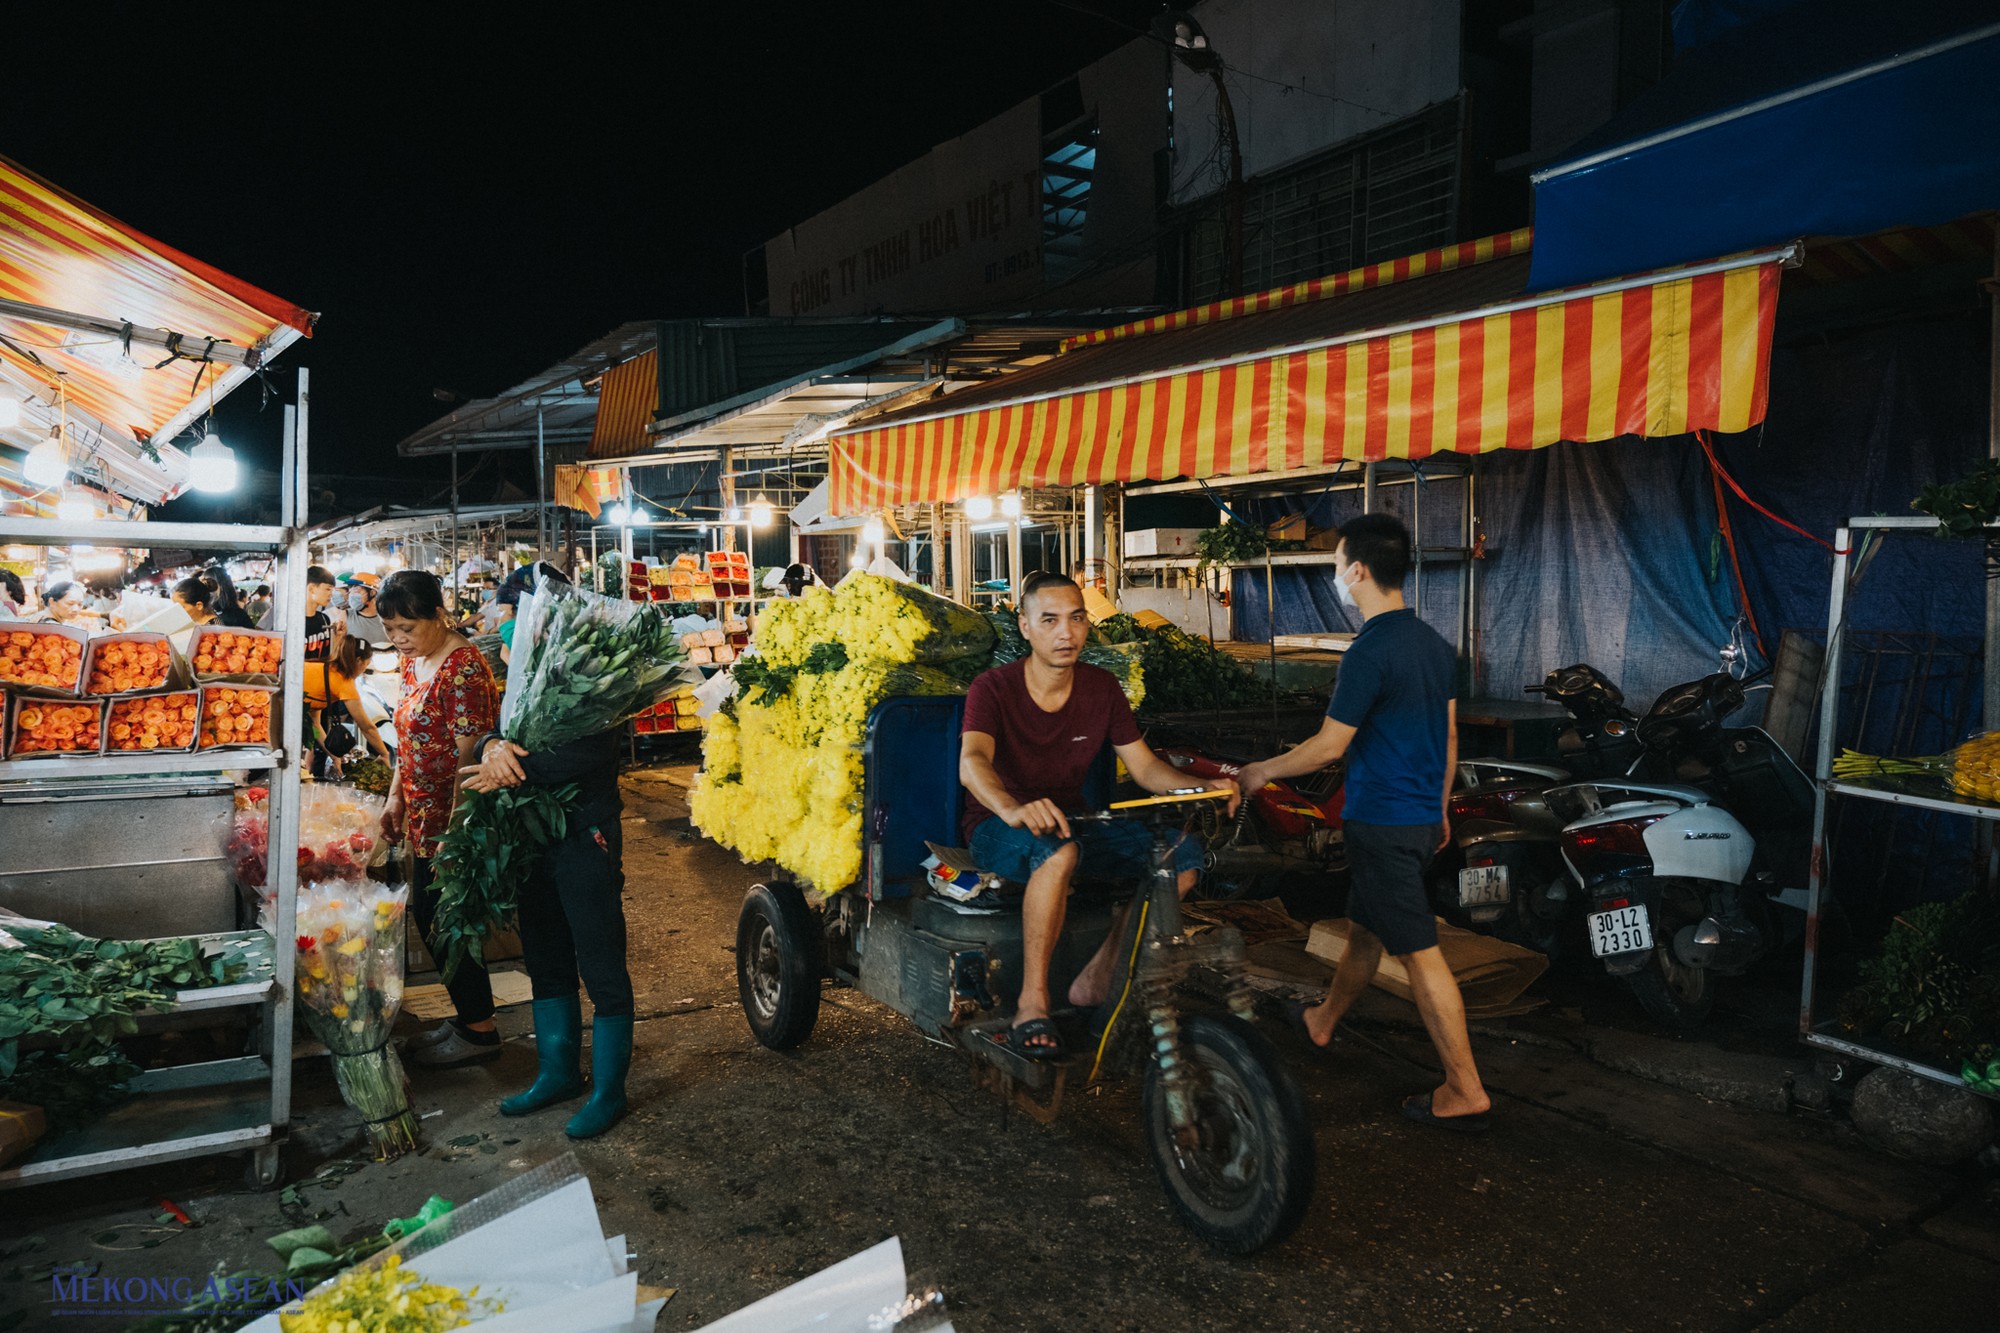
1143;1014;1316;1255
243;1142;285;1191
737;882;823;1050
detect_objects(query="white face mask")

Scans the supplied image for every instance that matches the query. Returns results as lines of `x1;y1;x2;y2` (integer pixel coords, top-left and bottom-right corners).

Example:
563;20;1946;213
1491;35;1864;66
1334;564;1360;609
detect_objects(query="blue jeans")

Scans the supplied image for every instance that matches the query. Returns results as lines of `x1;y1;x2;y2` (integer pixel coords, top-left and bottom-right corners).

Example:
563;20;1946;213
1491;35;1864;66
969;815;1203;887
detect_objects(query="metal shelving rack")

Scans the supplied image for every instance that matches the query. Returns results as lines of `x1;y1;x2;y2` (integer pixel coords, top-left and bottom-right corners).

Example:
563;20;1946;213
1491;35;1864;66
0;372;313;1188
1802;514;1997;1096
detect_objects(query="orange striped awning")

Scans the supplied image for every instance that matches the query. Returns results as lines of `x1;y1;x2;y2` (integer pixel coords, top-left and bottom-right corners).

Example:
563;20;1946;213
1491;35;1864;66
828;237;1787;513
0;153;313;473
587;349;658;461
1064;228;1532;352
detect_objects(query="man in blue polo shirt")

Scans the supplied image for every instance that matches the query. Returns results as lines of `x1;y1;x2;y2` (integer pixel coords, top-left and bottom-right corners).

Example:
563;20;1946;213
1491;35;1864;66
1233;513;1491;1132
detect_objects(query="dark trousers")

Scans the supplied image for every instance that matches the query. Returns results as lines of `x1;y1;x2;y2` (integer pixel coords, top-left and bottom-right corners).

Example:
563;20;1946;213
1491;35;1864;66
517;816;634;1018
410;855;496;1024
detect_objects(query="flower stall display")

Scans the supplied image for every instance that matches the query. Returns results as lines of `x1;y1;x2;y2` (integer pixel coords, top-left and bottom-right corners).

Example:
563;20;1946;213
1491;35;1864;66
428;581;688;980
7;698;104;757
107;691;200;752
0;624;86;693
189;627;284;684
84;633;180;695
294;882;418;1158
199;684;275;748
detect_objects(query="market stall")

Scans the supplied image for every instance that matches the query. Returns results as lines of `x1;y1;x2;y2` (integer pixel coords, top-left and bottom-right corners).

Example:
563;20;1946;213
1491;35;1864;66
0;154;316;1187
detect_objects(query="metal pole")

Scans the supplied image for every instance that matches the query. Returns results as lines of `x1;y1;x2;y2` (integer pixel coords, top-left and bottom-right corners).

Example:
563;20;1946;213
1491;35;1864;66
535;407;548;561
1362;461;1378;514
449;444;460;609
1802;524;1854;1039
1985;231;2000;731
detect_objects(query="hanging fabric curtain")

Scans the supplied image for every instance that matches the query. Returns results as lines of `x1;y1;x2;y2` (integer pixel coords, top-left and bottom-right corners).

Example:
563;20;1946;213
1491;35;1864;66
827;233;1788;513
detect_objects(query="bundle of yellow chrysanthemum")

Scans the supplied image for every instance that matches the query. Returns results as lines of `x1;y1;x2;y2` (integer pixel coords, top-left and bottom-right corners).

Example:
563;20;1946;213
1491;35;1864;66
1834;731;2000;804
278;1253;499;1332
692;575;992;891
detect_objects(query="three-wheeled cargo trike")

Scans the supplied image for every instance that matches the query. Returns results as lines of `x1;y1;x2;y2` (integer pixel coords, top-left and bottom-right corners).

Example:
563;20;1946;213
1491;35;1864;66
734;696;1317;1254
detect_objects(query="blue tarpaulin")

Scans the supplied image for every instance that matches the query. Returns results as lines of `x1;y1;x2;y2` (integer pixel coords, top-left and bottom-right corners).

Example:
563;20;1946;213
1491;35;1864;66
1229;314;1988;717
1528;0;2000;291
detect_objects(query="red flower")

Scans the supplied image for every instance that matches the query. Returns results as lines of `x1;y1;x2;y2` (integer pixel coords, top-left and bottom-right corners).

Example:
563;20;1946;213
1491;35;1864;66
296;935;316;952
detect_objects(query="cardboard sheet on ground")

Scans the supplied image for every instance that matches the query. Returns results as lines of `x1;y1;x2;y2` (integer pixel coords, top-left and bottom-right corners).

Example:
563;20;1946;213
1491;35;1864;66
1306;917;1548;1018
404;970;534;1020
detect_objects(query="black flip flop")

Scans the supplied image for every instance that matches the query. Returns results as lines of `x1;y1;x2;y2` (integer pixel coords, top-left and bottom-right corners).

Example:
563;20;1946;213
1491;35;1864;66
1284;1000;1340;1053
1008;1017;1067;1062
1400;1091;1491;1135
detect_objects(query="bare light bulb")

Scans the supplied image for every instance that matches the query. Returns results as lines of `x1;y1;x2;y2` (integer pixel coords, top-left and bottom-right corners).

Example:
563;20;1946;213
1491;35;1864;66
964;495;994;520
23;436;65;487
748;494;775;529
1000;492;1023;518
189;433;238;493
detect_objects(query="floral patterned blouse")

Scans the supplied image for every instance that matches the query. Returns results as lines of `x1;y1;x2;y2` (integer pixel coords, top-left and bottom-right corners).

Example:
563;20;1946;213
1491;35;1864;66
396;643;498;857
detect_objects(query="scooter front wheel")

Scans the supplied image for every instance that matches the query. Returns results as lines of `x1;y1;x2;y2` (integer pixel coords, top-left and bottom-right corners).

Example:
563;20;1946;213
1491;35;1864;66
1142;1014;1316;1254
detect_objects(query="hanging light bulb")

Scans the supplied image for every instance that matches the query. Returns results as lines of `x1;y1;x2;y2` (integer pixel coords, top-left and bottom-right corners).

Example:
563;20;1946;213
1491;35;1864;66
862;517;886;546
964;495;994;520
748;493;775;528
608;503;631;525
189;431;238;493
56;485;95;522
23;433;65;487
1000;491;1023;519
0;397;21;429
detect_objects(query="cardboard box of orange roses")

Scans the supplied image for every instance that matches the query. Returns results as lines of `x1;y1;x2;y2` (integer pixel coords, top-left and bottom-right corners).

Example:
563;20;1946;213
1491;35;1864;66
5;694;107;759
0;622;89;697
104;689;202;754
82;631;192;697
187;626;285;686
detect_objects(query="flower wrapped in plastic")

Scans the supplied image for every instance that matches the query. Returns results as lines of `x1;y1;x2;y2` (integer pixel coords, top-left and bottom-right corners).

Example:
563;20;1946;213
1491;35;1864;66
222;783;392;892
429;579;688;981
294;882;418;1159
498;578;689;750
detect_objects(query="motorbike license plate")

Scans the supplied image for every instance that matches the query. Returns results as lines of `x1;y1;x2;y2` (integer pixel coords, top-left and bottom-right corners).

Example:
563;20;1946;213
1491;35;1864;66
1588;904;1653;957
1457;864;1510;908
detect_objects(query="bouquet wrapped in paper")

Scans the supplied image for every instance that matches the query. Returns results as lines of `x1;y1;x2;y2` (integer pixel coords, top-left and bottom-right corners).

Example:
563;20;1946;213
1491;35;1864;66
498;579;690;751
294;882;417;1159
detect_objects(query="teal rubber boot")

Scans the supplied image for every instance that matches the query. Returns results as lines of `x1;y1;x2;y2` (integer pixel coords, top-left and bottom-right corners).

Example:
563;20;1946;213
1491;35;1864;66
564;1015;633;1140
499;996;584;1116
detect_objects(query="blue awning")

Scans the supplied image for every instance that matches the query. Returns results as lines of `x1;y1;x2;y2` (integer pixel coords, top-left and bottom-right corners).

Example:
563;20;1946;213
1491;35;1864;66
1528;1;2000;291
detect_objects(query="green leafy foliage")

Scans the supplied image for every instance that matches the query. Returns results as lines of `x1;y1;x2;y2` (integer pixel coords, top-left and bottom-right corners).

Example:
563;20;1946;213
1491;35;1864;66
505;585;686;750
427;783;578;982
0;920;244;1130
1913;461;2000;539
731;653;797;704
345;755;392;797
1839;892;2000;1064
801;640;850;674
1095;613;1269;714
1193;521;1305;578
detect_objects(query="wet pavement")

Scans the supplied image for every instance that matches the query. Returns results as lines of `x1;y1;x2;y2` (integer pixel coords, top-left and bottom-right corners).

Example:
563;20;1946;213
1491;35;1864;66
2;757;1995;1331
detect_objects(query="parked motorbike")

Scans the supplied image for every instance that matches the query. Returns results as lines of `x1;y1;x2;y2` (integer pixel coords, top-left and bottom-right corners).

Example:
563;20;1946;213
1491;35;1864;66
1430;663;1640;955
1158;743;1345;899
1549;668;1814;1030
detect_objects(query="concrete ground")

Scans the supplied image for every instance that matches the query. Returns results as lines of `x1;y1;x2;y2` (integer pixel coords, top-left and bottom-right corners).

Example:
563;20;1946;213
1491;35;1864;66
2;757;1996;1331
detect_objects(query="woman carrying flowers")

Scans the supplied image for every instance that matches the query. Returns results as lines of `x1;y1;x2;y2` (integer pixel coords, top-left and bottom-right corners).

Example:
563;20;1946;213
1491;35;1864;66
463;563;637;1139
376;569;503;1069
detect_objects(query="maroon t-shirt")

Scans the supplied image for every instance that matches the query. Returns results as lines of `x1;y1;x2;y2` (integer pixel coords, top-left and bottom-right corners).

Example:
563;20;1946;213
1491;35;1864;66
960;659;1140;842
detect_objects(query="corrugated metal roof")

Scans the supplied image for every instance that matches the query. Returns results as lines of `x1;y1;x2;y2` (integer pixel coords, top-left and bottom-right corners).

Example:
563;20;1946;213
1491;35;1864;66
396;321;656;457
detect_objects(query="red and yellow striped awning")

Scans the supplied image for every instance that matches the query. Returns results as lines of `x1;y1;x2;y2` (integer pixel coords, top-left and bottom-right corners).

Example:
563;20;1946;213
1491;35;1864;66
587;349;658;461
0;153;313;449
828;235;1787;513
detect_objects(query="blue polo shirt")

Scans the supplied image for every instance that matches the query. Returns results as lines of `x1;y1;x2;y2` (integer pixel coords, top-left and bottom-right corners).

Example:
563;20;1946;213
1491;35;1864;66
1327;608;1455;825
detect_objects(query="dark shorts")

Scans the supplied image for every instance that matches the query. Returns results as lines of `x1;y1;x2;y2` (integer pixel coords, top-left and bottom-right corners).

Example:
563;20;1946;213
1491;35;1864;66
969;815;1203;887
1344;820;1442;956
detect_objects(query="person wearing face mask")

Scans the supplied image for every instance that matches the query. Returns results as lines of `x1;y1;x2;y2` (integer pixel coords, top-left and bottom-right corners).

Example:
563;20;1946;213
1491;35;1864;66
338;574;388;649
1232;514;1488;1133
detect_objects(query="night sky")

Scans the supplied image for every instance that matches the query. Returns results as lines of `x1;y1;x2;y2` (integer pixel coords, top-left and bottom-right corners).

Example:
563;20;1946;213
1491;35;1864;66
2;2;1166;507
